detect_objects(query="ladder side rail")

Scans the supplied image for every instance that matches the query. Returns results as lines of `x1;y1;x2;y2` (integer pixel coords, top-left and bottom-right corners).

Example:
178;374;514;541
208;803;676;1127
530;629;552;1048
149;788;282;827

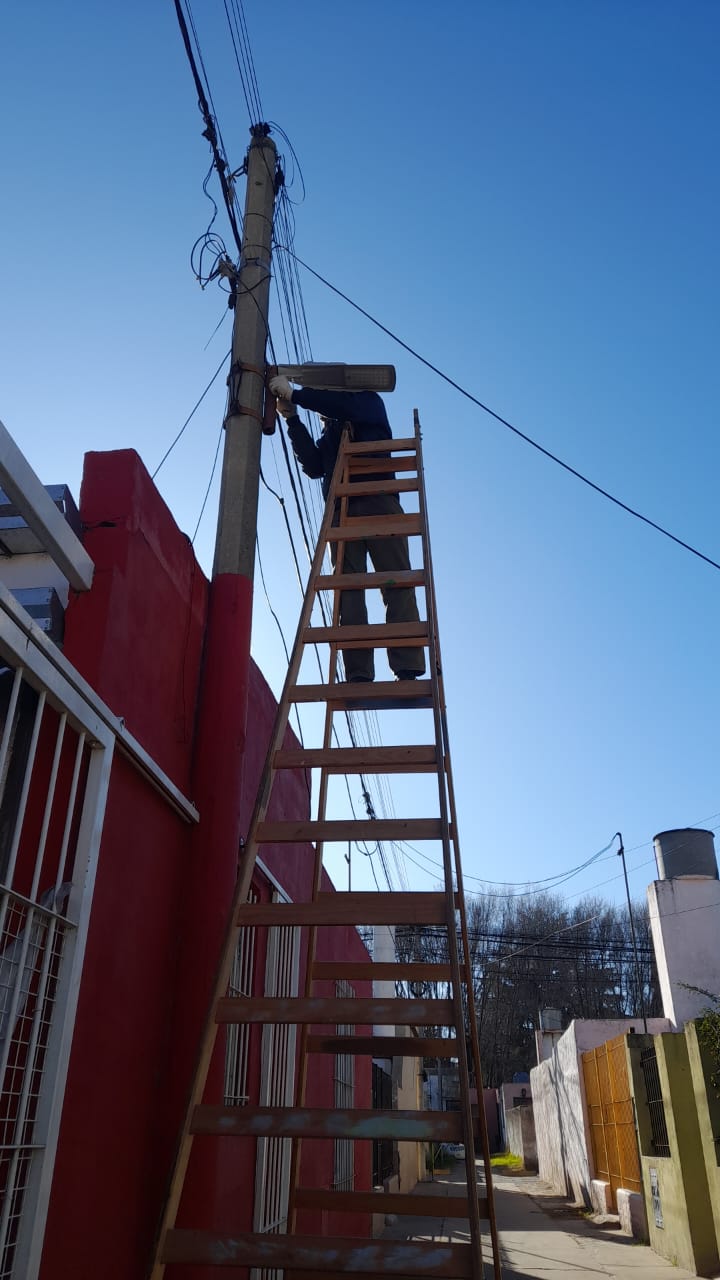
150;431;350;1278
441;706;504;1276
414;410;503;1279
233;429;350;874
413;415;487;1278
288;427;352;1230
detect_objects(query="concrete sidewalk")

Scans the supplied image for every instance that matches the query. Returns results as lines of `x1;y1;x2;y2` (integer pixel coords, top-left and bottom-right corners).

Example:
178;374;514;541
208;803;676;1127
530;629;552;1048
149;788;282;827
490;1170;701;1278
381;1162;703;1278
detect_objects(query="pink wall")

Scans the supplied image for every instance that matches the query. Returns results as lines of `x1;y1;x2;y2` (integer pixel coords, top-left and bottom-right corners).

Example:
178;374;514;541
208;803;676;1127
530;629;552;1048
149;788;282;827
39;451;371;1280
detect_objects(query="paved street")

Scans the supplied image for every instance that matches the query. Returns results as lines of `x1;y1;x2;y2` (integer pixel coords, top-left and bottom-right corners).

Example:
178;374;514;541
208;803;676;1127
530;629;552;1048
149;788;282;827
382;1162;709;1278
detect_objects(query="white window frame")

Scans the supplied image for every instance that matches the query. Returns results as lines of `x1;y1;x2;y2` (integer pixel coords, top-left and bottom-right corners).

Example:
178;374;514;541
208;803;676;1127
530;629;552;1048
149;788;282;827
252;885;300;1280
332;980;355;1193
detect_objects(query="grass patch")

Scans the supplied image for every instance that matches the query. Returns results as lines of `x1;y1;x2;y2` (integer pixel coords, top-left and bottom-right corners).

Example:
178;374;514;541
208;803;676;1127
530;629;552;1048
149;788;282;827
490;1152;524;1171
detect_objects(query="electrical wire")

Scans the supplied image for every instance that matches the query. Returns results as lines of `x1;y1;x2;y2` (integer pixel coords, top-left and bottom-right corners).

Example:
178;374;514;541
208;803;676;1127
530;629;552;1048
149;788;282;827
278;246;720;578
222;0;263;124
172;8;400;888
267;123;306;203
192;425;223;544
173;0;244;255
227;0;264;124
398;834;618;892
171;11;678;903
257;454;396;889
204;307;230;350
486;912;626;966
152;349;230;480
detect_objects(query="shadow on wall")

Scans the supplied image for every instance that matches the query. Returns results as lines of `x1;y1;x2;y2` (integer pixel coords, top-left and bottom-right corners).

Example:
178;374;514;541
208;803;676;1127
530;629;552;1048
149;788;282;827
550;1050;593;1205
550;1056;571;1200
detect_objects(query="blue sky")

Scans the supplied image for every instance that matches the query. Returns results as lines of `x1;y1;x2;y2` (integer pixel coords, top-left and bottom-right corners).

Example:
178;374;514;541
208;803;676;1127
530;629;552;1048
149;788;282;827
2;1;719;904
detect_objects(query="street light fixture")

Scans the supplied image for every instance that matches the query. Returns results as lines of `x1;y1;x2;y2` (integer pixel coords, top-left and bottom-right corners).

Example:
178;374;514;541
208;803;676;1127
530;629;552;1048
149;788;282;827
263;362;396;434
274;362;396;392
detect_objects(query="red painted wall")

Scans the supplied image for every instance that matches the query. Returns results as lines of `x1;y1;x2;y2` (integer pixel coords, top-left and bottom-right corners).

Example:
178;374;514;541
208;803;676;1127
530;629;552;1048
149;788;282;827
39;451;371;1280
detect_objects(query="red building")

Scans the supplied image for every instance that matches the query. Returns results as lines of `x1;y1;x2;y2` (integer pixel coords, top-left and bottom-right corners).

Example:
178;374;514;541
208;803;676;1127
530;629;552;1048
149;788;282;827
0;443;371;1279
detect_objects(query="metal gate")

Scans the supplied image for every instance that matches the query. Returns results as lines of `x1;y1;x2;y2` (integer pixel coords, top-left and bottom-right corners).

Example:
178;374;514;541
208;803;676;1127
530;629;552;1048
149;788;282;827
582;1033;642;1208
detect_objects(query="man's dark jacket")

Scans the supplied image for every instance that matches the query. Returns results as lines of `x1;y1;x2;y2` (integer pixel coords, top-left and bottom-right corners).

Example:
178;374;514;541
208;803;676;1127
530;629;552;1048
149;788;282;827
286;388;392;499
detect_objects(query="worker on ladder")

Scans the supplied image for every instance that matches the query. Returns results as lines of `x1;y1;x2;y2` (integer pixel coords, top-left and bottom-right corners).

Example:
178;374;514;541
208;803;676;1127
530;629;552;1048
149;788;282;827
270;375;425;684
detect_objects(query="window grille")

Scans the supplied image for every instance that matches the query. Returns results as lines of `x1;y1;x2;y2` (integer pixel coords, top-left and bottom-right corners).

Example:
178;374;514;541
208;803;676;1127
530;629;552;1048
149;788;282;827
639;1047;671;1158
332;980;355;1193
223;890;258;1107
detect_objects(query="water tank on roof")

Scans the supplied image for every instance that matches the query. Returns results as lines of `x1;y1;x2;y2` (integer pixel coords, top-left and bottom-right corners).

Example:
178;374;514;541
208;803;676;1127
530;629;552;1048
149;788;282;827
539;1008;562;1032
653;828;718;881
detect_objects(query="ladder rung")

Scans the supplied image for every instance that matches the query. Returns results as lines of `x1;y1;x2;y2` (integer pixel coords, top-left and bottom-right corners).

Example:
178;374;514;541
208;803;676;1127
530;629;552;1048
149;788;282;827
307;1034;460;1058
314;568;425;591
313;960;458;981
348;454;418;475
290;679;433;706
235;891;455;927
294;1188;486;1219
345;437;417;455
303;621;428;648
335;478;419;496
215;996;457;1025
191;1105;469;1142
274;745;439;774
162;1231;473;1275
326;514;422;540
255;818;444;844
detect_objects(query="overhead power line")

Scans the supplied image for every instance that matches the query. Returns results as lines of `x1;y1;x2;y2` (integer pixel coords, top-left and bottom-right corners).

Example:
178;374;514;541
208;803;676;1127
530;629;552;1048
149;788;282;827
170;4;402;891
279;247;720;577
152;350;230;480
401;834;618;894
173;0;244;254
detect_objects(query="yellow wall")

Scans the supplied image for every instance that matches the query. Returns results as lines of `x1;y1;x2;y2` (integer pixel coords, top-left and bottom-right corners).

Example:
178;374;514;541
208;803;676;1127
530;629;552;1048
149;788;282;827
685;1021;720;1261
627;1032;719;1275
395;1048;426;1192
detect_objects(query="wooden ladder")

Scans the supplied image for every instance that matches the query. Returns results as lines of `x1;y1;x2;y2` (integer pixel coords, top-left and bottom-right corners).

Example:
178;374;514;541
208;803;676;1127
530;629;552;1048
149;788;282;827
151;412;503;1279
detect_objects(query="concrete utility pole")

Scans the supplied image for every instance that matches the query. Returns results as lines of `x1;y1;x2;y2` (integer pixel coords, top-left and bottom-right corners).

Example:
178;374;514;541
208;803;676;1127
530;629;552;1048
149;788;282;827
213;127;278;579
178;128;279;1111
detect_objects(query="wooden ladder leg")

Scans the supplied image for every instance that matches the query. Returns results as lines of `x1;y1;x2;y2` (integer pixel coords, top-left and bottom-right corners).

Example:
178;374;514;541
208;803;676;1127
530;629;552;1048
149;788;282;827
288;439;351;1230
415;408;503;1279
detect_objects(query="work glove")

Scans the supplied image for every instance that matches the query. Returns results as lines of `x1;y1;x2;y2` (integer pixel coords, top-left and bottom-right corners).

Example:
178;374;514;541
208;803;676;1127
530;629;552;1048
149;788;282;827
275;398;296;420
269;374;294;400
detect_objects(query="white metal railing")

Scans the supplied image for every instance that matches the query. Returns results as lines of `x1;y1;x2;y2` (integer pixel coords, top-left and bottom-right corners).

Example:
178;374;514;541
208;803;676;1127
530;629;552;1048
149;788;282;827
0;580;197;1278
0;629;113;1279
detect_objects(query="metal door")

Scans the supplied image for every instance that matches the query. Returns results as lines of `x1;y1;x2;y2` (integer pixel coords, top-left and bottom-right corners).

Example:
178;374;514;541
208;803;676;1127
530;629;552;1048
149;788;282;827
582;1034;642;1208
